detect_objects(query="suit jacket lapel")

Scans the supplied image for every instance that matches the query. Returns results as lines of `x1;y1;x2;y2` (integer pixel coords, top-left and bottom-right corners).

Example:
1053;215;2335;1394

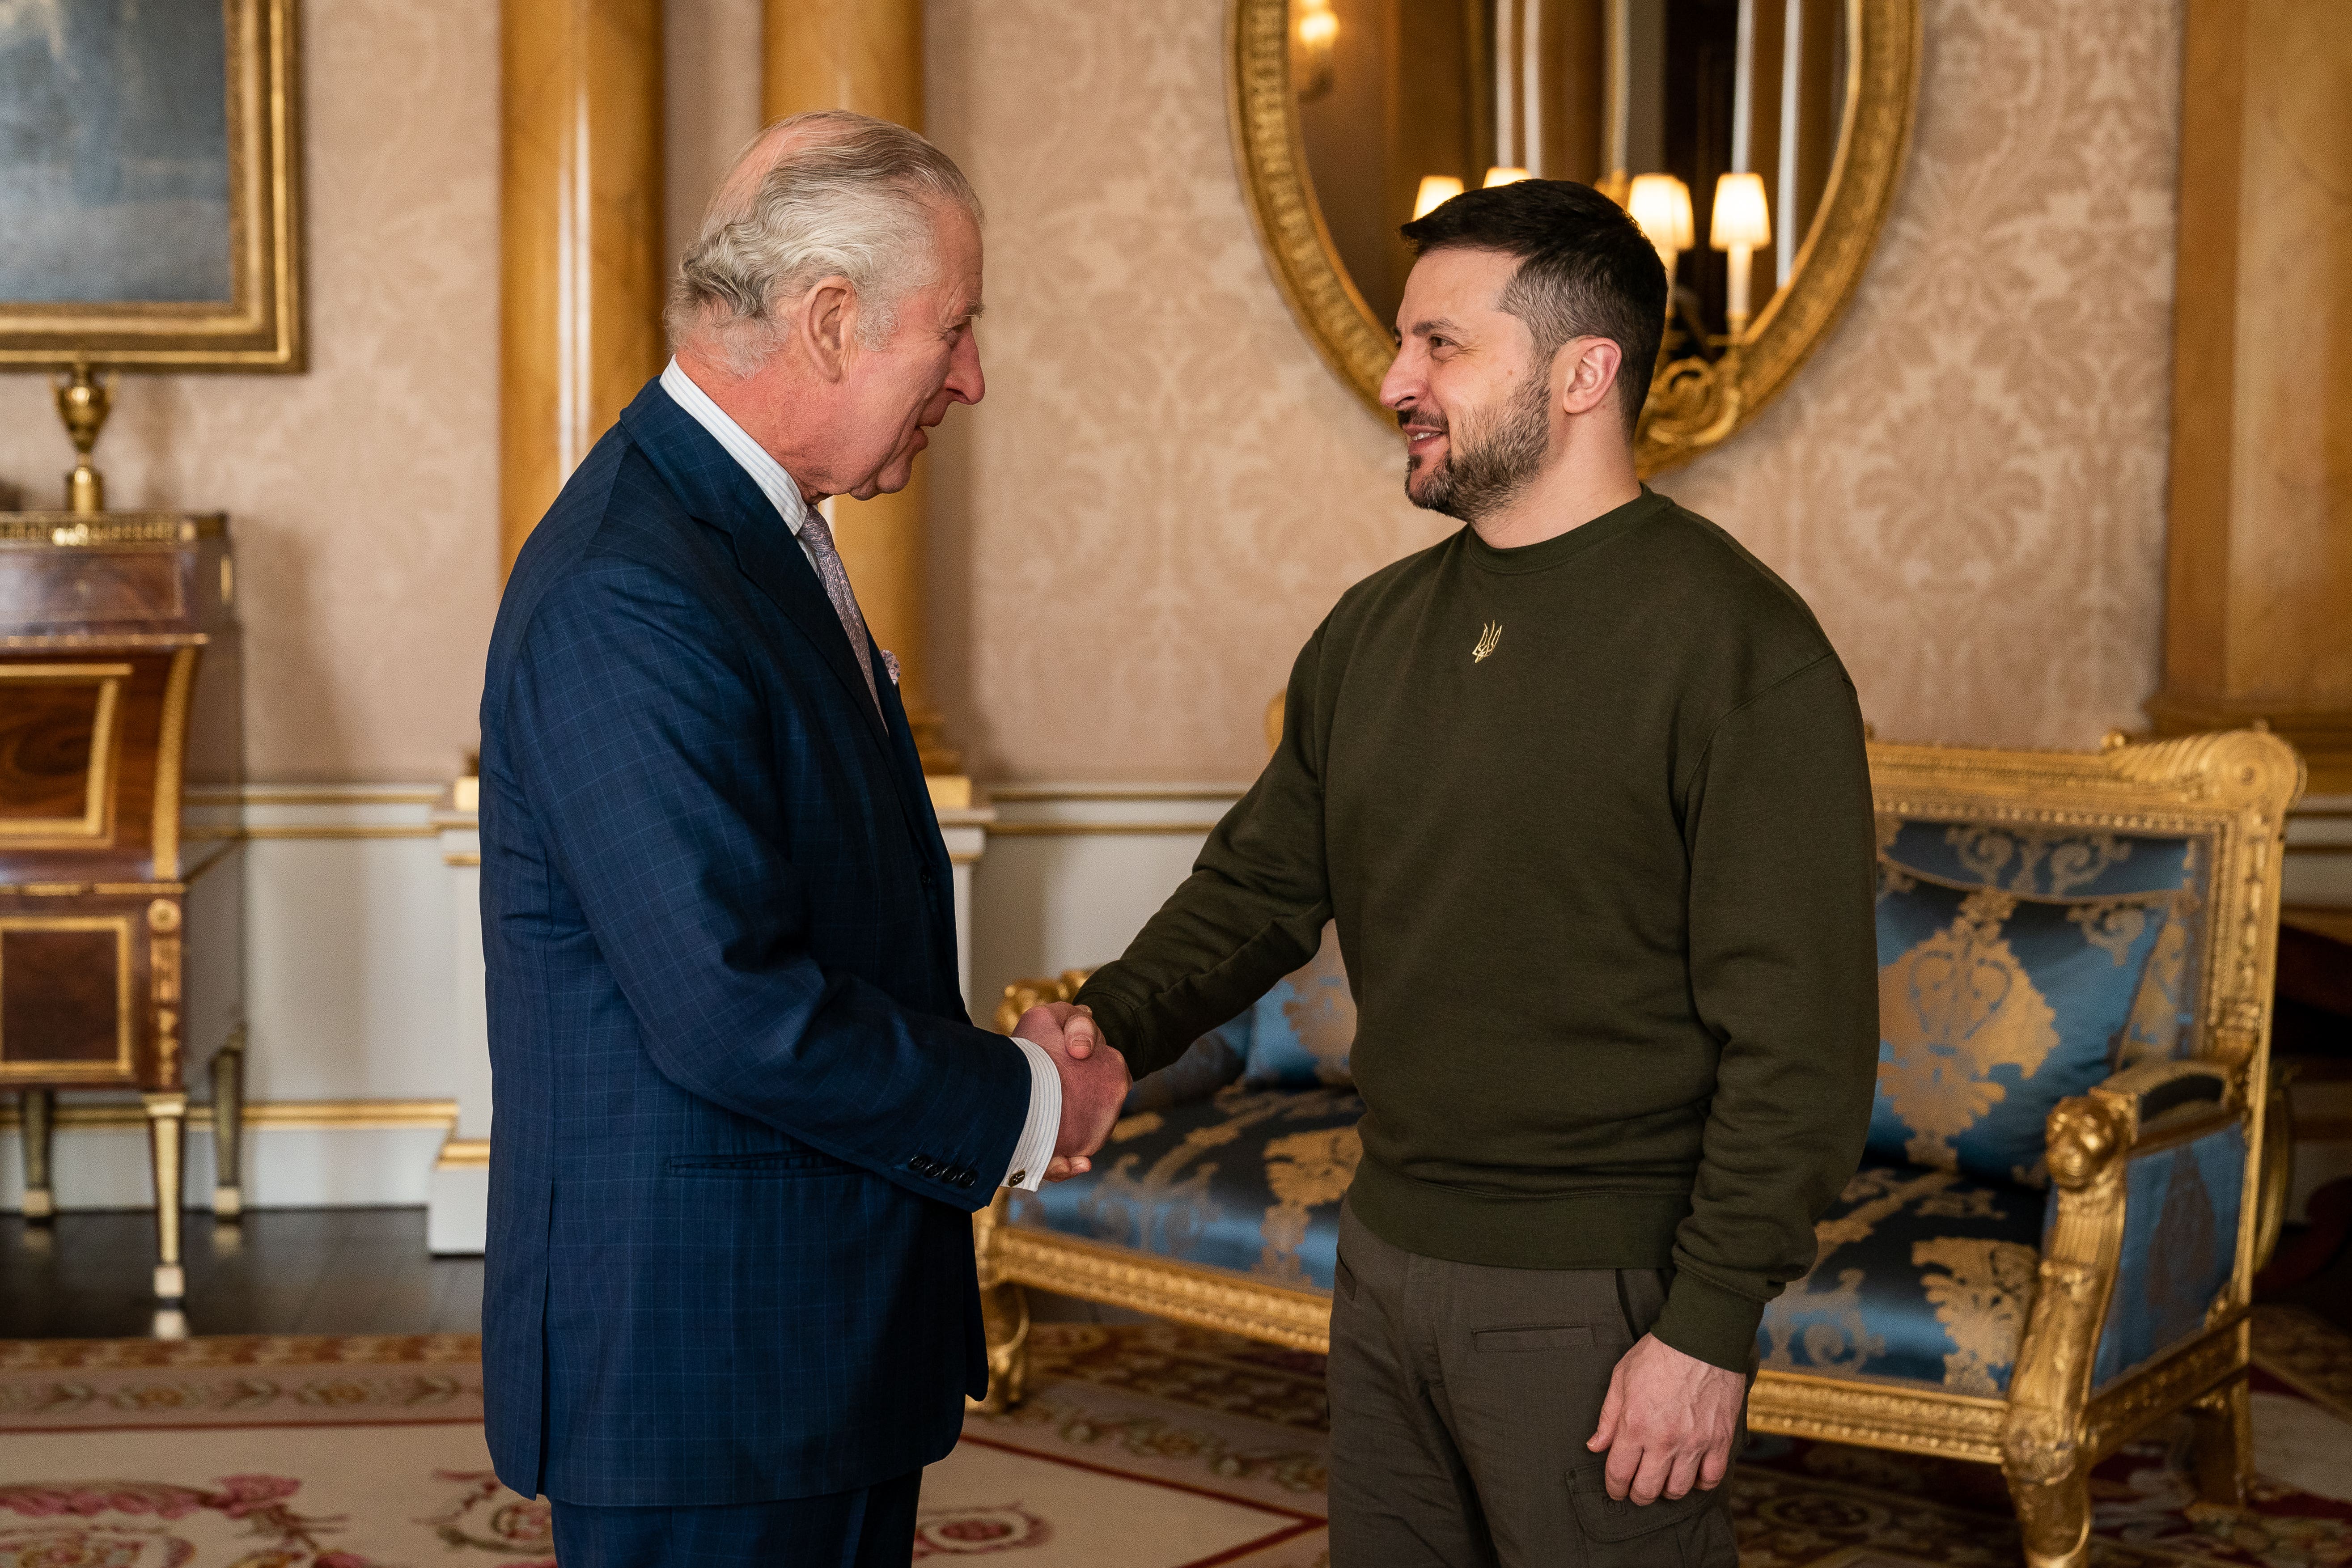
618;380;949;885
618;383;889;751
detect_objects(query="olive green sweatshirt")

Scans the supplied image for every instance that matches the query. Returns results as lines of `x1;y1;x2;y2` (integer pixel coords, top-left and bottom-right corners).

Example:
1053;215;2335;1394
1076;489;1880;1373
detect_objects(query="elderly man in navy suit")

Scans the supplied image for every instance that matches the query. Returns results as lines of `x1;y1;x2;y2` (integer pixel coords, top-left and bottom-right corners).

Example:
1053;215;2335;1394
477;111;1127;1566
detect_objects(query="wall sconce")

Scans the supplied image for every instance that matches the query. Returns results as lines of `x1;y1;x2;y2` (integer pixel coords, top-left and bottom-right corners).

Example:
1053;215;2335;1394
1710;173;1771;337
1296;0;1338;99
1627;173;1694;283
1483;166;1531;188
1413;174;1466;220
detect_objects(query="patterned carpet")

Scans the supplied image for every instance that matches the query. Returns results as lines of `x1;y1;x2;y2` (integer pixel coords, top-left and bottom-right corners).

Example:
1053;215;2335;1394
0;1309;2344;1566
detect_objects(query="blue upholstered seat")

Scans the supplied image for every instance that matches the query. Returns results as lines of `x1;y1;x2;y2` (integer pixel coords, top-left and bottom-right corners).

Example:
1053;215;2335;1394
1756;1162;2051;1394
1009;1083;1365;1292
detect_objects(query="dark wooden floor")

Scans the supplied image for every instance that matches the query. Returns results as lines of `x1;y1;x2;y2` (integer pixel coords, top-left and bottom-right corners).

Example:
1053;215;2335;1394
0;1207;481;1339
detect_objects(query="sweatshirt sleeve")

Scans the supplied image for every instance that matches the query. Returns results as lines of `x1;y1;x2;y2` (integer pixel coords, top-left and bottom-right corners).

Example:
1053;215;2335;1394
1649;654;1882;1372
1074;626;1335;1078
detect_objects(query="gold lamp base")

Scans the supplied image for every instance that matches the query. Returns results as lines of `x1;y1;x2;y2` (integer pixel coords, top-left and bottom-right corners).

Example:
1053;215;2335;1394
53;362;116;516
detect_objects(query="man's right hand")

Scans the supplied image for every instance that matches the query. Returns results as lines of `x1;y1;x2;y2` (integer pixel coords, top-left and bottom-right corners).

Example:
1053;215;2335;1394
1014;1003;1129;1180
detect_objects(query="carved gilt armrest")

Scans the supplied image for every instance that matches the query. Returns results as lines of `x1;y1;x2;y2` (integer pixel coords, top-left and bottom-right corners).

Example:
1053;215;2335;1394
2002;1058;2249;1521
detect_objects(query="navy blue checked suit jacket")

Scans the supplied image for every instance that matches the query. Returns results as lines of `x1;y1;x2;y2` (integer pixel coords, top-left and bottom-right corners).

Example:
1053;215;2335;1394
478;379;1031;1507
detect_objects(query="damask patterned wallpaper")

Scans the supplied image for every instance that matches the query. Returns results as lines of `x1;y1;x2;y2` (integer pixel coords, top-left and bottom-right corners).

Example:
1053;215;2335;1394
0;0;2180;784
0;0;502;782
928;0;2182;780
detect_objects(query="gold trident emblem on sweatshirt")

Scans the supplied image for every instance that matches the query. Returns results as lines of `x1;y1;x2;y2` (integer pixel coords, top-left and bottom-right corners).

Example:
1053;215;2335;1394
1472;622;1502;663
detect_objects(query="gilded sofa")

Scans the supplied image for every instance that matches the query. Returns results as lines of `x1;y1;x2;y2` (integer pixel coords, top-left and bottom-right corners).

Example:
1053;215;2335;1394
972;732;2302;1568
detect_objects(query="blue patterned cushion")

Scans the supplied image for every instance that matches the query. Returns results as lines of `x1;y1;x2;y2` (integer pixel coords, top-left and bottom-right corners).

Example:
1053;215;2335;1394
1869;822;2205;1187
1757;1161;2051;1394
1879;822;2199;900
2092;1121;2246;1389
1009;1083;1364;1291
1238;921;1356;1089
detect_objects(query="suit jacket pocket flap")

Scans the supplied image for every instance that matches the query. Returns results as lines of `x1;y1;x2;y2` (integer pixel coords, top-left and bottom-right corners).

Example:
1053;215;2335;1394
1566;1463;1719;1542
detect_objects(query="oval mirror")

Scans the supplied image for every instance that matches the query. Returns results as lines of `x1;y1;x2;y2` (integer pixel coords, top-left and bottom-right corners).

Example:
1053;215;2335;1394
1230;0;1921;475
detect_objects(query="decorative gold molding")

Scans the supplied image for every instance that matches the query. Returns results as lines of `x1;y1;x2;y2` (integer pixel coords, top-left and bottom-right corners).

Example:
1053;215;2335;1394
184;787;447;808
2082;1316;2246;1462
0;0;303;370
992;1220;1334;1352
442;851;483;868
0;515;227;547
1748;1369;2006;1465
152;647;199;879
1225;0;1923;475
186;824;442;843
0;1098;458;1134
434;1136;491;1170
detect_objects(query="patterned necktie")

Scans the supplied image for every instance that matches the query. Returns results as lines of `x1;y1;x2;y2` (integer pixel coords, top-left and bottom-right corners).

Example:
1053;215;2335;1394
796;506;883;719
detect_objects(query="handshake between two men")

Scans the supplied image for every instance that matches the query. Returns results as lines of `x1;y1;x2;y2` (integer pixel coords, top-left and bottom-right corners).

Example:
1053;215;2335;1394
1013;1001;1124;1183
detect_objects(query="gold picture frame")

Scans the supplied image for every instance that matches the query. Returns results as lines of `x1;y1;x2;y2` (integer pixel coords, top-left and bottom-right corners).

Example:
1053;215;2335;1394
0;0;304;371
1225;0;1922;477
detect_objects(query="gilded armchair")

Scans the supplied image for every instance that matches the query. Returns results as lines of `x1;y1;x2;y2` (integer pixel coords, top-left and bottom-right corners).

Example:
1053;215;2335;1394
1746;730;2301;1567
971;732;2301;1568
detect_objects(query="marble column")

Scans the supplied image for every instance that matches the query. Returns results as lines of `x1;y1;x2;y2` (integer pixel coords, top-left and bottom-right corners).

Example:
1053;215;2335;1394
763;0;967;796
499;0;668;572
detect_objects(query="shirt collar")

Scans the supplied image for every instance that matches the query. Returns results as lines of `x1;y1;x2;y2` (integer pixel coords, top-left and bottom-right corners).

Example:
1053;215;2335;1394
658;357;809;537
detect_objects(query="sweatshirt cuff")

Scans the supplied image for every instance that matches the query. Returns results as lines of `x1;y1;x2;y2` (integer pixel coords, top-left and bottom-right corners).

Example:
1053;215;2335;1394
1001;1037;1061;1192
1650;1268;1766;1374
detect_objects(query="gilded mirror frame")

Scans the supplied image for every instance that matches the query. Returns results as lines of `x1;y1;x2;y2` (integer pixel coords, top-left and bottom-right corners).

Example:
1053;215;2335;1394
1228;0;1921;476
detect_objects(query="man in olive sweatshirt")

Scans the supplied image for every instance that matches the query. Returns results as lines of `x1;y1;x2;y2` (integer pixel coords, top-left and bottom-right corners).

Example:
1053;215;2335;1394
1068;182;1880;1564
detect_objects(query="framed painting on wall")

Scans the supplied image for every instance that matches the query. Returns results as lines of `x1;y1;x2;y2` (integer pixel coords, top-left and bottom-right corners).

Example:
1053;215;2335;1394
0;0;303;369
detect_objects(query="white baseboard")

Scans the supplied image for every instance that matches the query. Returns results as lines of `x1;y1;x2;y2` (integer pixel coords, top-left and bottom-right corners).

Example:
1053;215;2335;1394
0;1121;451;1212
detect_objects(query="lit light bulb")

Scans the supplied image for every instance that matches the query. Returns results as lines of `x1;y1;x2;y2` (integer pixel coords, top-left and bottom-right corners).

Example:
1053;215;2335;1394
1412;175;1466;220
1483;166;1531;189
1709;173;1772;336
1627;173;1695;280
1294;0;1338;98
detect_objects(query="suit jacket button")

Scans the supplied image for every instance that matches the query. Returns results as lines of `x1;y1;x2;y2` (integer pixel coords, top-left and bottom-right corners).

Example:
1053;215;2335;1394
954;1170;976;1189
910;1157;935;1176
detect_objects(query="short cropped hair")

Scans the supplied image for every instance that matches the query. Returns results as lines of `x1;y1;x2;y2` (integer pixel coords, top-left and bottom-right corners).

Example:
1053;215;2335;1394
1399;180;1667;434
668;110;981;373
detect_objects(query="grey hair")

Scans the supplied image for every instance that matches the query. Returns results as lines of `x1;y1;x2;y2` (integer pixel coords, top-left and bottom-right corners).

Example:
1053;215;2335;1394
667;110;981;374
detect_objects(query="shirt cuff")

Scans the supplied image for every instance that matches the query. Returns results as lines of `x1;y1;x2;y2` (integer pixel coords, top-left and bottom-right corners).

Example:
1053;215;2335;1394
1003;1037;1062;1192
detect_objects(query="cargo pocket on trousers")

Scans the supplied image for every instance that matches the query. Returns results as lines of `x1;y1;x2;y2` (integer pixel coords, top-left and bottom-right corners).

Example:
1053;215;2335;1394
1565;1461;1728;1561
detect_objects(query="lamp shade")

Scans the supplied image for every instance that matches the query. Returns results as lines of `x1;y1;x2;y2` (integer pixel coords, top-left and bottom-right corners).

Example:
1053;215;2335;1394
1412;175;1466;220
1627;173;1693;252
1483;166;1531;189
1710;172;1771;250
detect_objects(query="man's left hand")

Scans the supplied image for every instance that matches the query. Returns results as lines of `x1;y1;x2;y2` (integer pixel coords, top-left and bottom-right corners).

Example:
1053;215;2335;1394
1586;1332;1746;1503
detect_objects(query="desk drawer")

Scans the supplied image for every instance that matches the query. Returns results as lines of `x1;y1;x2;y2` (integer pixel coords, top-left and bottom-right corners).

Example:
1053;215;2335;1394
0;550;186;631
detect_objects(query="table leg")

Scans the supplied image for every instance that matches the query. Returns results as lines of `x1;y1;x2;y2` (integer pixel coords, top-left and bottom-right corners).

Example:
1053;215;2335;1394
143;1092;187;1303
18;1089;55;1223
211;1030;246;1219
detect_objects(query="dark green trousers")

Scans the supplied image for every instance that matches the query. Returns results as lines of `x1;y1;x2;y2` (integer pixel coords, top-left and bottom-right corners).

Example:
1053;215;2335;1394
1327;1203;1739;1567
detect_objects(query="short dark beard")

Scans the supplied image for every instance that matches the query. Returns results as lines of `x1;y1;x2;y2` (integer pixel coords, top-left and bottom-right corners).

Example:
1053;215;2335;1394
1404;375;1552;523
